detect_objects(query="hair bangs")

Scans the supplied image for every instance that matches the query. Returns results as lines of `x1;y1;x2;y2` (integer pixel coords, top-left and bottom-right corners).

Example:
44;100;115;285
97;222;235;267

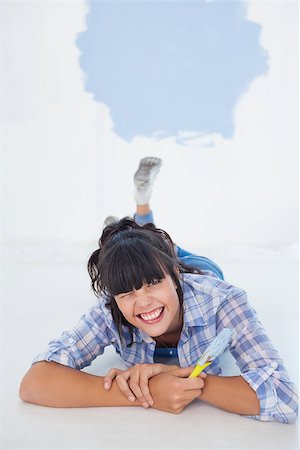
102;238;174;297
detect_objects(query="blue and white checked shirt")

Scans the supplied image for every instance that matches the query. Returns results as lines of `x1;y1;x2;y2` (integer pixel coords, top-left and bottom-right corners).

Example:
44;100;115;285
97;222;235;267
32;273;298;423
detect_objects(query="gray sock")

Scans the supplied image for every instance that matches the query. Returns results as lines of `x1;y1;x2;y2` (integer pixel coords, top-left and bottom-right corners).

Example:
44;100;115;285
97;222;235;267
134;157;162;205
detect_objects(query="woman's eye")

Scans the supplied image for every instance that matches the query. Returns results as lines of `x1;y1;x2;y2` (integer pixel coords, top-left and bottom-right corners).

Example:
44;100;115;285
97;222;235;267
118;292;132;300
148;279;161;287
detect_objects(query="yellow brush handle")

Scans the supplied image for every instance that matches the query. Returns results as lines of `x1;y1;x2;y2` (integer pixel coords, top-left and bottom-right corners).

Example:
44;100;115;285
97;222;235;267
188;361;212;378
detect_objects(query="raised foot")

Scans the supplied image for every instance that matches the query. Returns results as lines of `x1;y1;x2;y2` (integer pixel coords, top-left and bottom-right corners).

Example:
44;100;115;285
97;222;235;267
134;157;162;188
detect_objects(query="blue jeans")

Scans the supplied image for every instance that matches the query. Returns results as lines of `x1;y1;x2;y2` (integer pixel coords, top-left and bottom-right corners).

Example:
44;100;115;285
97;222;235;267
134;211;224;280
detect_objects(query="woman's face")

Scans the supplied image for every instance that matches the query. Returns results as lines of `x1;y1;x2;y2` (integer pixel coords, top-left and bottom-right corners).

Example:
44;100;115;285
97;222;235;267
114;274;182;337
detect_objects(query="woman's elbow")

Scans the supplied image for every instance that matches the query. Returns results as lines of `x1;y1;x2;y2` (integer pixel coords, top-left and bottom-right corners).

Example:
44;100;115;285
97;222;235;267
282;405;298;424
19;373;34;403
19;362;49;405
272;401;298;424
19;375;34;403
280;387;299;424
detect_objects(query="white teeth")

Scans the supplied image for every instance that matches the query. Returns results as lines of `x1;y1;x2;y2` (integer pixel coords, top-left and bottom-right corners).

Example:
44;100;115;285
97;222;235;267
140;307;163;321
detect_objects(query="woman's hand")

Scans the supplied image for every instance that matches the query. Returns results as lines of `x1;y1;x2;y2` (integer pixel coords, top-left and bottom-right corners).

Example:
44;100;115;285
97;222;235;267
103;363;178;408
148;366;207;414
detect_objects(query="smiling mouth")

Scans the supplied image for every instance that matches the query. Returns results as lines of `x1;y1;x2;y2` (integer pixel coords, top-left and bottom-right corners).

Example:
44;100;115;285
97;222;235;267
137;307;165;323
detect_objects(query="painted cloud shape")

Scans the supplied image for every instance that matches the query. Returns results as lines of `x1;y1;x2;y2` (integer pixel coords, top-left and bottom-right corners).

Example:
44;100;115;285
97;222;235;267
77;1;268;141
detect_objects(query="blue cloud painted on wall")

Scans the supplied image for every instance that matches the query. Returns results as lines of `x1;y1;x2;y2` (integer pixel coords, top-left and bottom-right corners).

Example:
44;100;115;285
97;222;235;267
76;0;268;142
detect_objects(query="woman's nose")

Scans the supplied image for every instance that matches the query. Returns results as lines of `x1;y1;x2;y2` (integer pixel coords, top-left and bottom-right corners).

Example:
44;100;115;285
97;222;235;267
134;285;147;295
134;286;152;304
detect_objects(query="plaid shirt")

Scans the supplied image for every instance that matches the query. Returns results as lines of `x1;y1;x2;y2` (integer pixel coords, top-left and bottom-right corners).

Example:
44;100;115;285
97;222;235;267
32;273;298;423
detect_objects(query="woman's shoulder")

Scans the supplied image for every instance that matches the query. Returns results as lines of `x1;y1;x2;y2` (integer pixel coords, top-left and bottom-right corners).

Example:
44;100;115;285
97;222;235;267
181;272;245;297
181;273;248;321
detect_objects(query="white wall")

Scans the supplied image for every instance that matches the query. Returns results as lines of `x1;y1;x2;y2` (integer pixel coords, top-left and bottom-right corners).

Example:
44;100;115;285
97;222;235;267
1;1;98;243
1;1;298;252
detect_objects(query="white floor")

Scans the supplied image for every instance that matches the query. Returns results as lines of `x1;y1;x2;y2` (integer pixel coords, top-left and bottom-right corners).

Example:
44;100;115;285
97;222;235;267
1;241;299;450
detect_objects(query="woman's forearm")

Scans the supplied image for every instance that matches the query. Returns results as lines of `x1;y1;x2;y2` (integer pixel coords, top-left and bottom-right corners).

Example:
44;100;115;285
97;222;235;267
19;362;260;415
200;374;260;415
19;361;144;408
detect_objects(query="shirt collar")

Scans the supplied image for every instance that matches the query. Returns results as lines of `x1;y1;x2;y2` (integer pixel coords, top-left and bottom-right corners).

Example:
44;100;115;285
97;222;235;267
126;327;153;347
180;274;207;328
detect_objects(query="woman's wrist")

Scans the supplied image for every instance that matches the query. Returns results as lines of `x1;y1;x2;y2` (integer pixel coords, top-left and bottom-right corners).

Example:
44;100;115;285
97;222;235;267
199;374;260;415
162;364;180;373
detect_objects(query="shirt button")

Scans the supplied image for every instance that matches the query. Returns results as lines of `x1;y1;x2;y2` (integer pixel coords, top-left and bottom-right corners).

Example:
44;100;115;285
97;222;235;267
68;338;75;344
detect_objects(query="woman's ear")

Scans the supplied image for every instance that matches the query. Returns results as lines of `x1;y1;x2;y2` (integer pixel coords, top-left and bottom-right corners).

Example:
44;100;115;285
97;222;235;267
172;267;181;289
174;266;180;274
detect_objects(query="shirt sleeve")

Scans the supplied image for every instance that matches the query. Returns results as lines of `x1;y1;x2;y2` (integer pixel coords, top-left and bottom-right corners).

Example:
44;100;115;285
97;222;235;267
31;301;114;370
216;287;298;424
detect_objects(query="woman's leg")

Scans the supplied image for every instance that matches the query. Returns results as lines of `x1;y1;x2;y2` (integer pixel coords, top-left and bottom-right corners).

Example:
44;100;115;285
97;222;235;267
103;157;161;228
133;157;162;226
182;255;224;279
103;157;224;279
132;158;224;279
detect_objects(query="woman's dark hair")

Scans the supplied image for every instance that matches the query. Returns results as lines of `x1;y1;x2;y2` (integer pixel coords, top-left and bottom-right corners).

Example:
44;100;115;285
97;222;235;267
87;217;203;343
